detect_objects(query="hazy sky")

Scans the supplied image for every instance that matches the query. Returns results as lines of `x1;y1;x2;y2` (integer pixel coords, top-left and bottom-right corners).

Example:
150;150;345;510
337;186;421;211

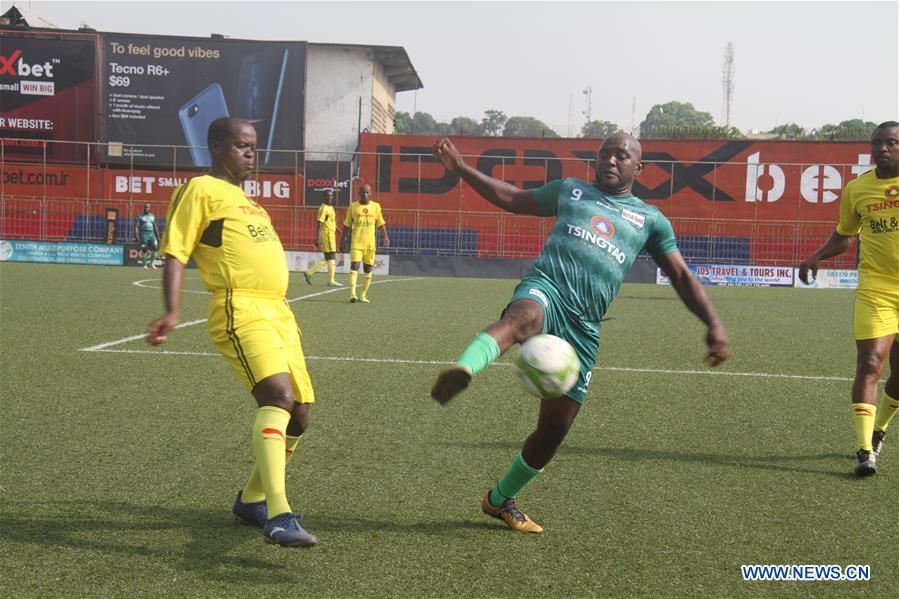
9;0;899;135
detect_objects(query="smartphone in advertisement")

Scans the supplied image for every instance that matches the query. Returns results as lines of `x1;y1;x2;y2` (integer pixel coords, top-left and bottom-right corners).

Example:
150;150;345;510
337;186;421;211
234;48;289;165
178;83;229;167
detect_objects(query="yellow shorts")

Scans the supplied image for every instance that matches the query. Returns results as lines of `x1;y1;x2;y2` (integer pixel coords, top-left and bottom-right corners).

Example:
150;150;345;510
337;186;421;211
854;285;899;340
207;289;315;402
349;247;376;265
319;230;336;253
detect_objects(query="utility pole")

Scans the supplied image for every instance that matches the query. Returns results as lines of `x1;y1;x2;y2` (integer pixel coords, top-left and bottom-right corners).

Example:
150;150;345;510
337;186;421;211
582;86;592;126
721;42;735;128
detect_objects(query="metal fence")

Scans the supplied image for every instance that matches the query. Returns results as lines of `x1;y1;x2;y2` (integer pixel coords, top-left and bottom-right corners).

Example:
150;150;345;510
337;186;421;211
0;138;858;268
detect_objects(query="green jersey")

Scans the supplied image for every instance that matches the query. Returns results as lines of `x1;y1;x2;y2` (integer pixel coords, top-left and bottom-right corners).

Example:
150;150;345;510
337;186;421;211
136;213;157;234
529;177;678;322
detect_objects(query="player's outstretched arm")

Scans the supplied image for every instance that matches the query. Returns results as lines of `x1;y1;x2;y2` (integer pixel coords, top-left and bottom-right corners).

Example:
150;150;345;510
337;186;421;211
655;251;731;367
433;137;541;215
798;231;851;284
147;255;186;345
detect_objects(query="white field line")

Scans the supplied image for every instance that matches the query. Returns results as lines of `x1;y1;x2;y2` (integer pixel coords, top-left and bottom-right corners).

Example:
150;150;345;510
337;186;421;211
81;349;863;383
79;277;420;353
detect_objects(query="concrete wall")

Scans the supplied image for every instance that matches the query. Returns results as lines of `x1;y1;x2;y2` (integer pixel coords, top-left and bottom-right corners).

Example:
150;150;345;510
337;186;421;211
371;61;396;134
305;45;373;156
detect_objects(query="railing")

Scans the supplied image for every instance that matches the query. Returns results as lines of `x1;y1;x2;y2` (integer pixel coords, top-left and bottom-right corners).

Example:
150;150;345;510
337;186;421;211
1;137;860;268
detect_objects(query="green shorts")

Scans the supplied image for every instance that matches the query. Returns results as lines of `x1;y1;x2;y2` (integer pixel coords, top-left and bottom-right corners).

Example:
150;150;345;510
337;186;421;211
506;277;599;404
139;232;158;250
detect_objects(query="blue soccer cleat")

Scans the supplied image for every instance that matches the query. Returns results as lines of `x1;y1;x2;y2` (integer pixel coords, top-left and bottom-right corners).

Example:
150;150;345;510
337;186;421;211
232;491;268;527
263;512;319;547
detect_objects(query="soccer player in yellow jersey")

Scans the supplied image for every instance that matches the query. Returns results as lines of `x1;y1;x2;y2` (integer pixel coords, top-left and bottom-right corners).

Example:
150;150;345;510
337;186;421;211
303;188;342;287
800;121;899;477
340;183;390;303
147;117;318;547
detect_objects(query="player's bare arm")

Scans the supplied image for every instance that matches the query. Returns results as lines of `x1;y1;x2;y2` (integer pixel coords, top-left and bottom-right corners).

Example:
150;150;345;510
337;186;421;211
340;226;351;252
433;137;542;216
147;255;186;345
379;225;390;248
314;220;321;247
798;231;852;284
655;250;731;367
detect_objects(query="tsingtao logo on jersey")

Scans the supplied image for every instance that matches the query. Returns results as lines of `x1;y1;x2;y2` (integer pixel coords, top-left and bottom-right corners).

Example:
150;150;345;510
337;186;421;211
566;222;627;264
591;216;615;238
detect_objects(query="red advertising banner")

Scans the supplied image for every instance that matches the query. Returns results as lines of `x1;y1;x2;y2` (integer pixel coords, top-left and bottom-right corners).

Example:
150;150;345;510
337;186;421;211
358;133;871;222
0;30;98;163
1;162;97;199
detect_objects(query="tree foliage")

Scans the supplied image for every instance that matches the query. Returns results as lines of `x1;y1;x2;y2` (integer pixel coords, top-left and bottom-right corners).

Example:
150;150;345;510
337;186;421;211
480;109;507;136
809;119;878;141
640;101;716;139
771;123;806;140
580;120;620;138
502;116;559;138
449;117;484;135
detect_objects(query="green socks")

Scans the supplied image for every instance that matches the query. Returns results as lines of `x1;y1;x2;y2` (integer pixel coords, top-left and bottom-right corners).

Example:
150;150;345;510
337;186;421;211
489;452;544;507
457;332;501;375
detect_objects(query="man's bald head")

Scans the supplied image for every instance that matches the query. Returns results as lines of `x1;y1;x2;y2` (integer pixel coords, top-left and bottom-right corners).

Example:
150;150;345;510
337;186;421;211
599;132;642;161
594;132;644;196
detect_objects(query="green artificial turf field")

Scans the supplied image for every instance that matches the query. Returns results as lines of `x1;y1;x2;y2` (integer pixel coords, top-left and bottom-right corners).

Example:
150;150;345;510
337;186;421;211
0;263;895;598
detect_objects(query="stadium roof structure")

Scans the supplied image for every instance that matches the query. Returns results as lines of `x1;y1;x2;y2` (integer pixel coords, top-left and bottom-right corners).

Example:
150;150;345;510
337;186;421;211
0;4;58;28
312;42;423;92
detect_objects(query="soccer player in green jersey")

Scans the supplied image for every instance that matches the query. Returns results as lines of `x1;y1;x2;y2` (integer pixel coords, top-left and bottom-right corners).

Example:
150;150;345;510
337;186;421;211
134;203;161;269
430;134;731;533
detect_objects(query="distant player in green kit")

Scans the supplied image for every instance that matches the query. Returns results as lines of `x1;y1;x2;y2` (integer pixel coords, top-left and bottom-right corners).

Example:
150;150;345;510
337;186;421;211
430;134;732;533
134;203;161;269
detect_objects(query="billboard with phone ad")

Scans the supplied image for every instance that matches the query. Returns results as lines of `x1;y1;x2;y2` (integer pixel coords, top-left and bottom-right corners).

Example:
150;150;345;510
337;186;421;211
0;31;98;163
101;33;306;170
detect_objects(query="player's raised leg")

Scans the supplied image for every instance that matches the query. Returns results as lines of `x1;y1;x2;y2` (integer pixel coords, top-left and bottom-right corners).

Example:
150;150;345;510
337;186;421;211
431;298;544;404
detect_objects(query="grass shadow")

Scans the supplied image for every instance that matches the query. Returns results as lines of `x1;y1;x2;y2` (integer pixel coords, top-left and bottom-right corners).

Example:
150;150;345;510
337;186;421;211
441;440;853;479
0;500;300;584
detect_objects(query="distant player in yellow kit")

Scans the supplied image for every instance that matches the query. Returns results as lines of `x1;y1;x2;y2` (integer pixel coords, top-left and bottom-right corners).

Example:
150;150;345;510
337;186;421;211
340;183;390;303
304;188;342;287
800;121;899;477
147;117;318;547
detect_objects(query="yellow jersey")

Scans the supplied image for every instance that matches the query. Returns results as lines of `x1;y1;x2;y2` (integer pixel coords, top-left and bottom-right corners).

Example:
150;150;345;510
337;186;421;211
161;175;288;296
317;203;337;236
836;169;899;289
343;200;385;251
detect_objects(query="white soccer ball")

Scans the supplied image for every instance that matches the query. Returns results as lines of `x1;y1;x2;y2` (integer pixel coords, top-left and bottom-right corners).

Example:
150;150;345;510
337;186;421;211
513;334;580;399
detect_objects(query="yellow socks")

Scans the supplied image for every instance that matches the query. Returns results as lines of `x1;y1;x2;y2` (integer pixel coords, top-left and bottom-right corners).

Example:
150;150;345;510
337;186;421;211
308;259;327;275
242;433;302;503
361;273;373;298
874;392;899;432
349;271;358;296
327;259;336;283
251;406;291;517
852;403;876;451
285;434;302;459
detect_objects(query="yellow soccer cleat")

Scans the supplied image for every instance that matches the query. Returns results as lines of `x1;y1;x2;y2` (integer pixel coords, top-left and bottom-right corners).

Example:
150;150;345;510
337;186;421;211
359;296;370;303
430;366;472;404
481;490;543;533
